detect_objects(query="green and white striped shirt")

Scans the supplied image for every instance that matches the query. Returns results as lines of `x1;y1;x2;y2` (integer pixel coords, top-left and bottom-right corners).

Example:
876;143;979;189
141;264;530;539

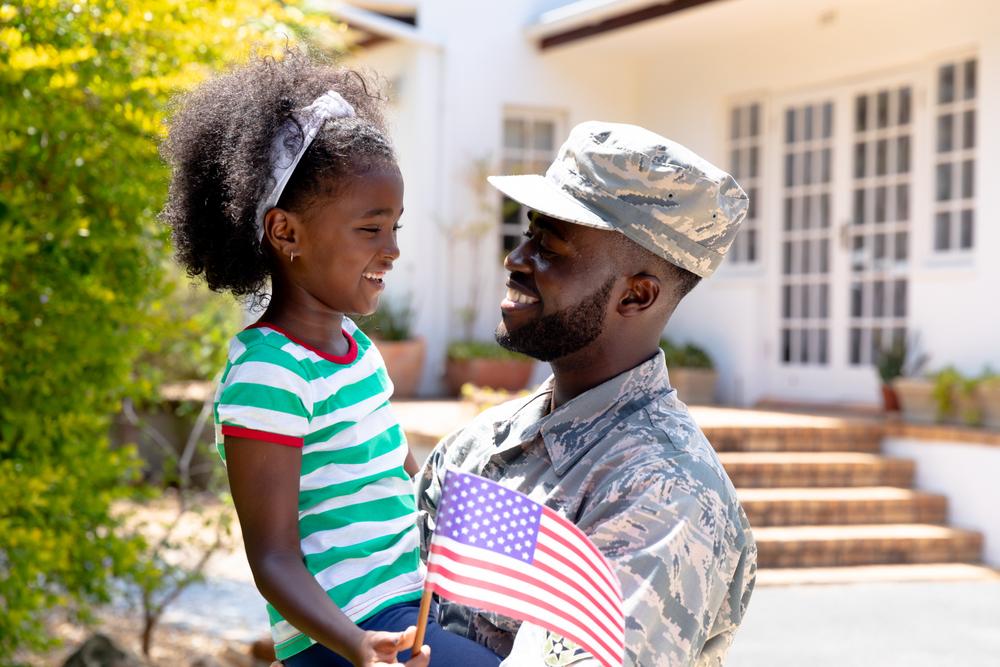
214;319;423;660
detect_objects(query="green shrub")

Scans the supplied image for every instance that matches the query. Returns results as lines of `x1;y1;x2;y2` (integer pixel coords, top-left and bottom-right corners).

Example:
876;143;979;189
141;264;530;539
0;1;321;659
447;340;530;361
659;338;714;369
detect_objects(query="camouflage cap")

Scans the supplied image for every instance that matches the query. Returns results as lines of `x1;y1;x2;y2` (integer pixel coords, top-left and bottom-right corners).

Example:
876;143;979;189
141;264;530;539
488;121;749;278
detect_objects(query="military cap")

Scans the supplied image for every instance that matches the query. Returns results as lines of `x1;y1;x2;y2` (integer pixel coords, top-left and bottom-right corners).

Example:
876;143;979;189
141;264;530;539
488;121;749;278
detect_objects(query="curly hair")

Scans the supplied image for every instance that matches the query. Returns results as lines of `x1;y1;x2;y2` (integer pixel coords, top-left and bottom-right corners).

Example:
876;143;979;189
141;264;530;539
159;48;395;301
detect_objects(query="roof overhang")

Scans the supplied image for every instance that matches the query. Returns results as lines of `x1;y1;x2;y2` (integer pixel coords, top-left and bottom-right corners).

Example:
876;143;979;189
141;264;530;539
309;1;440;50
529;0;726;50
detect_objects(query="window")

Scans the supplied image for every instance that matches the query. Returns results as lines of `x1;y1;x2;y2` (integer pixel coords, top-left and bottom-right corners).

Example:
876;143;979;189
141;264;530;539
933;58;976;252
727;102;762;263
847;87;913;365
500;111;563;253
779;101;834;366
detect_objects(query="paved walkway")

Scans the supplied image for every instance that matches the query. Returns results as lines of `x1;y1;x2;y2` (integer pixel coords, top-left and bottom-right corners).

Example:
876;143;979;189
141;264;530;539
727;579;1000;666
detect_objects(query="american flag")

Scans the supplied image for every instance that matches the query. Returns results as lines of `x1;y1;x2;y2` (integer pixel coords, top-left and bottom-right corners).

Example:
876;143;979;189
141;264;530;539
424;469;625;667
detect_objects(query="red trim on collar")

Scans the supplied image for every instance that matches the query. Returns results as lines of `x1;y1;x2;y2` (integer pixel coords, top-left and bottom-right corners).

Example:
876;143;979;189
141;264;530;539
248;321;358;364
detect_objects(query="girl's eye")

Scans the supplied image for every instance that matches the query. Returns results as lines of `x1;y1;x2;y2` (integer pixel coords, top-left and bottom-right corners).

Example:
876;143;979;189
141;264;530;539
360;227;380;234
393;223;403;231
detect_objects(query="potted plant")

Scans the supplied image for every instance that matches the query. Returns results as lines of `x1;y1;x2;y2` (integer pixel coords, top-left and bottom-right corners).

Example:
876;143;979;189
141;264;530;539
660;338;717;405
875;337;928;413
975;369;1000;429
882;337;934;423
955;375;983;426
931;367;962;423
445;341;534;396
356;299;425;398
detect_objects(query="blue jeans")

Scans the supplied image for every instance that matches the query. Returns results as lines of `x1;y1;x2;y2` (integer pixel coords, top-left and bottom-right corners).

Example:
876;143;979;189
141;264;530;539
282;600;502;666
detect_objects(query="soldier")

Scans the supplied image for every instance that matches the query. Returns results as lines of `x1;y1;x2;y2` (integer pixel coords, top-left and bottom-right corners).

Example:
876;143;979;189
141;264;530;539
416;121;757;666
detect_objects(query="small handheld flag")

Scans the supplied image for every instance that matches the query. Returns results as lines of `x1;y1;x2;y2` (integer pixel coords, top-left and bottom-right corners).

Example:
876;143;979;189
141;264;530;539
418;469;625;666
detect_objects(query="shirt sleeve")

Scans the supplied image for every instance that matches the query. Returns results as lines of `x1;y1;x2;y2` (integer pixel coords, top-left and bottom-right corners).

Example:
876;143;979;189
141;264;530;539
216;349;313;447
578;463;755;667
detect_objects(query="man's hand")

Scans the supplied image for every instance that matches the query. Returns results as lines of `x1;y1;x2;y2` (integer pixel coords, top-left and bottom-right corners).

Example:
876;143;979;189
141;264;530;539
351;626;430;667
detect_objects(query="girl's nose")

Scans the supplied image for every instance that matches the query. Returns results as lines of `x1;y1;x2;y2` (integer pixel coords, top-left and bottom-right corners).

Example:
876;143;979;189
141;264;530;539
383;231;401;260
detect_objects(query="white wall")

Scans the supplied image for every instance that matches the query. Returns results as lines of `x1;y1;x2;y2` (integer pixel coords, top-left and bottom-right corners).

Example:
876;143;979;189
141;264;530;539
883;438;1000;566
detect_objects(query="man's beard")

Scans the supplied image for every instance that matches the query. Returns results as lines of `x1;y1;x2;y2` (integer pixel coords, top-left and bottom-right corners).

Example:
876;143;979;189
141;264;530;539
495;277;615;362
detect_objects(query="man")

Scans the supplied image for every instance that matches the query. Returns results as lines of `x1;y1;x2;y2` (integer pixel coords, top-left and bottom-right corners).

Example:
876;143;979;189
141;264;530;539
416;121;756;666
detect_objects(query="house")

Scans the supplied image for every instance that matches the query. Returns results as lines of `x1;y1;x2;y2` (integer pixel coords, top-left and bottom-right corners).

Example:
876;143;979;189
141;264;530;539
333;0;997;405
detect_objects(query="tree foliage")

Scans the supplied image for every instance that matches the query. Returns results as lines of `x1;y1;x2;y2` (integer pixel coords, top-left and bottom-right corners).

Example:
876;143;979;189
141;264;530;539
0;1;330;659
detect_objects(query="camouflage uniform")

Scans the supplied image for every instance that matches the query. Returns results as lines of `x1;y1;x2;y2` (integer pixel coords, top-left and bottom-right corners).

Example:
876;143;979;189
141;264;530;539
416;352;757;666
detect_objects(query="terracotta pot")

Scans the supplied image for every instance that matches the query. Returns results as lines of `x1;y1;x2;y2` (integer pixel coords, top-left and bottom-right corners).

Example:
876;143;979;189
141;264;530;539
670;368;718;405
445;357;534;396
374;337;426;398
892;377;937;423
881;383;900;412
975;382;1000;430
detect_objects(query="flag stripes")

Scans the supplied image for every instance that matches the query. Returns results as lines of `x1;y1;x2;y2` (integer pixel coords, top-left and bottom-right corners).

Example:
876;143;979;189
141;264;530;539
426;543;623;665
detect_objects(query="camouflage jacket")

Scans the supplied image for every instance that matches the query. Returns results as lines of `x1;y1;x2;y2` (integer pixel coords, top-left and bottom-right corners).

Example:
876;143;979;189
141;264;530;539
415;352;756;666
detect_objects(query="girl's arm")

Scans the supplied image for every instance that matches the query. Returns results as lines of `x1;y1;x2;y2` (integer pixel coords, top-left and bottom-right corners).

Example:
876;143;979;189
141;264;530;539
403;447;420;477
225;437;429;667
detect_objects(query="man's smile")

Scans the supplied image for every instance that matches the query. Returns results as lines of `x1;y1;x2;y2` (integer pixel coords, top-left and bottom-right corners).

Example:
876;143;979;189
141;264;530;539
501;280;540;312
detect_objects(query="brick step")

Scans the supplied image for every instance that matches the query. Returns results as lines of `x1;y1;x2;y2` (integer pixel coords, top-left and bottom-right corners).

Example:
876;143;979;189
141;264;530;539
705;427;882;453
753;523;983;568
738;487;947;526
718;452;914;488
756;563;1000;586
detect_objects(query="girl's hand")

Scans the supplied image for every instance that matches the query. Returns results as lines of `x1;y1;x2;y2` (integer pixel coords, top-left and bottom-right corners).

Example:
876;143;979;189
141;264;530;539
353;625;430;667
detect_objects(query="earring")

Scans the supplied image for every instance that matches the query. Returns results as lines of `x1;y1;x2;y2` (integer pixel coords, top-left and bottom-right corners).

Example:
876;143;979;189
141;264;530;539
289;251;297;263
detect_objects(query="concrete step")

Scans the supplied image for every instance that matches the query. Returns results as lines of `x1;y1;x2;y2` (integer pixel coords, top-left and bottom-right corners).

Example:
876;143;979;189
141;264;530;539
753;523;984;568
738;486;947;527
705;426;883;453
719;452;915;488
756;562;1000;586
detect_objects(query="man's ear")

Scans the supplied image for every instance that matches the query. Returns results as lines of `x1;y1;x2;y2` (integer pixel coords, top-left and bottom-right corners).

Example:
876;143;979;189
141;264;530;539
263;208;300;261
617;273;661;316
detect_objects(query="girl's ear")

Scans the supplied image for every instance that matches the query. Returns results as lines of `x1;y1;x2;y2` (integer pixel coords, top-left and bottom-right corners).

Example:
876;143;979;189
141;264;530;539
263;208;300;262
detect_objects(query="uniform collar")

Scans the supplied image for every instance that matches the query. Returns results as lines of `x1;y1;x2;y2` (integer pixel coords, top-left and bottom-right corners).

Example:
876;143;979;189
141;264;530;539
492;351;675;476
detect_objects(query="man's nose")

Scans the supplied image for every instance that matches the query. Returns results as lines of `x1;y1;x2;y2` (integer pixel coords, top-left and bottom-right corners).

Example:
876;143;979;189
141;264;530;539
504;237;531;274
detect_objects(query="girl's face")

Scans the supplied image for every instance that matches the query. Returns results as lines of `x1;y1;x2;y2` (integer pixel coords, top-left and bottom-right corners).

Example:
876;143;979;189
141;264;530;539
292;162;404;316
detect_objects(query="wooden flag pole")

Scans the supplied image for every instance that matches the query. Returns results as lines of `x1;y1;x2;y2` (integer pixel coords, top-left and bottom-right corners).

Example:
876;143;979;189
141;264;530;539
413;584;433;651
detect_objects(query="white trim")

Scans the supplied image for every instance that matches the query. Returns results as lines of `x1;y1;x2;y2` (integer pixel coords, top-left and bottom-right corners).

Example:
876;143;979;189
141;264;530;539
527;0;663;38
314;1;441;49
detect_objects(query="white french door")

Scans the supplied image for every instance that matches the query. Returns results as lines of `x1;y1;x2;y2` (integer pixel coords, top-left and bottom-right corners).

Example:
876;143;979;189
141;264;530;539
765;73;918;405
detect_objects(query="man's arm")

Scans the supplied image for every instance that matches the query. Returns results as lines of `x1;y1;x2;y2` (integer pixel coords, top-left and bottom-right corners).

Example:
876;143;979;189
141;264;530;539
503;464;754;667
581;466;754;667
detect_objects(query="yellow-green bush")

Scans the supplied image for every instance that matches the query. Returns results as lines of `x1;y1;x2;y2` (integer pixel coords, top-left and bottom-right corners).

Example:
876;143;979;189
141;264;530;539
0;1;328;658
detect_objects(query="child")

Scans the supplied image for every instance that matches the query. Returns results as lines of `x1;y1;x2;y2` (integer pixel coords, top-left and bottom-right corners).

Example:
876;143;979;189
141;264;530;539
160;50;502;667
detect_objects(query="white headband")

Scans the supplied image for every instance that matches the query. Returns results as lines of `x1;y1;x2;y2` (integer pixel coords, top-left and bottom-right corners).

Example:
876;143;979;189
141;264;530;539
254;90;357;241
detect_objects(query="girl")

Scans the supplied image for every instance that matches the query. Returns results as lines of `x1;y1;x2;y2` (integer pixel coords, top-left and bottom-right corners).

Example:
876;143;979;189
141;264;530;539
160;50;502;667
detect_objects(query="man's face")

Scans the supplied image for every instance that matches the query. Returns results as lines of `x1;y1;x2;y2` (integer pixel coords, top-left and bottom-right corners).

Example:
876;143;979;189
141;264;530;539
495;212;617;361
